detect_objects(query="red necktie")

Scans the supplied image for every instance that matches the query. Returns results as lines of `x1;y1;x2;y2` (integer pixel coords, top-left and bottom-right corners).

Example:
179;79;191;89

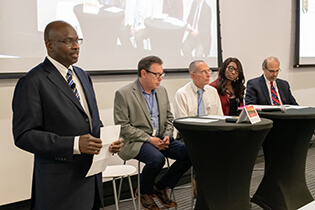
270;81;280;105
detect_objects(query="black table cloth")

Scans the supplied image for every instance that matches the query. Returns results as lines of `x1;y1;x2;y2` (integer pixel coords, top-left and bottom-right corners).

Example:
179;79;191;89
174;117;273;210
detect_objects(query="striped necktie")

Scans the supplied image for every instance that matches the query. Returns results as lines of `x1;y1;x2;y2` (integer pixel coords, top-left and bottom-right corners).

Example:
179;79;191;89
270;81;280;105
197;89;205;116
66;69;81;103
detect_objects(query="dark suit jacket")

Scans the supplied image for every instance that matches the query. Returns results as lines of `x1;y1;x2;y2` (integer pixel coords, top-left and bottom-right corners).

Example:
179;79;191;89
245;75;298;105
12;58;103;210
186;0;212;56
114;79;174;160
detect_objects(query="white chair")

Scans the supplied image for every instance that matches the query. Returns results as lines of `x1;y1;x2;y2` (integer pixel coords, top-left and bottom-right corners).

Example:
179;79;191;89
102;165;137;210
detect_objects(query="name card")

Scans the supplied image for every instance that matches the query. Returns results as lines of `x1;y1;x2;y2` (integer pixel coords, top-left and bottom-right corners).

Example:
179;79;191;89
237;105;261;124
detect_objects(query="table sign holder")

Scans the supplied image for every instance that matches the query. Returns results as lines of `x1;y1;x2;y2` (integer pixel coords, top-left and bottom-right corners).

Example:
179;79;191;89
237;105;261;124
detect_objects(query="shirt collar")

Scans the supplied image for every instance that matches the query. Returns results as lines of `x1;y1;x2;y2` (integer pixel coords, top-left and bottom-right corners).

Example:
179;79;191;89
138;79;156;95
263;74;277;86
190;80;205;94
47;56;73;77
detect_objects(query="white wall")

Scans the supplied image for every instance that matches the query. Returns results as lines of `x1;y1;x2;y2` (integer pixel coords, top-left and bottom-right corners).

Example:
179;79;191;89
1;0;315;206
220;0;315;106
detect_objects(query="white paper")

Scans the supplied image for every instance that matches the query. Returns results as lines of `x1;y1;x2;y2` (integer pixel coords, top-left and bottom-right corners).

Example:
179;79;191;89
253;105;309;110
162;17;187;27
253;105;282;110
283;105;309;109
83;1;100;14
152;13;168;19
104;7;123;13
201;115;235;120
177;118;218;123
237;110;249;123
86;125;121;177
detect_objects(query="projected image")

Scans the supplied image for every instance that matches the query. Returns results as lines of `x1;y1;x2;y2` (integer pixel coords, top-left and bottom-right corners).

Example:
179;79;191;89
0;0;219;73
299;0;315;65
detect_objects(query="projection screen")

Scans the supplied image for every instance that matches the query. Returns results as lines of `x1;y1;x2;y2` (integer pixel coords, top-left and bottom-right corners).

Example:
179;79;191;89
295;0;315;67
0;0;222;76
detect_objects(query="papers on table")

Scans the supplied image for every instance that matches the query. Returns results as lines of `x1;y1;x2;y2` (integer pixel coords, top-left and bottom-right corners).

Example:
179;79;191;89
240;105;310;110
152;13;168;19
86;125;120;177
176;118;218;123
201;115;236;120
104;7;123;13
162;17;187;27
282;105;309;109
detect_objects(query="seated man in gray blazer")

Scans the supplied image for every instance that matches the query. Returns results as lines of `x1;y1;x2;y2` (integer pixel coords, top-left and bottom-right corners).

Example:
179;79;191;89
114;55;191;210
245;56;298;105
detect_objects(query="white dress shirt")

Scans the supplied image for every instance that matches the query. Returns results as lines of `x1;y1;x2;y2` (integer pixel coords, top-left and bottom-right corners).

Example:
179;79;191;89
173;81;223;119
47;56;92;154
263;74;283;105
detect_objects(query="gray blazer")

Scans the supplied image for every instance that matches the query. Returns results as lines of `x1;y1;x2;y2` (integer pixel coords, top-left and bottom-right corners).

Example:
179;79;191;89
114;79;174;160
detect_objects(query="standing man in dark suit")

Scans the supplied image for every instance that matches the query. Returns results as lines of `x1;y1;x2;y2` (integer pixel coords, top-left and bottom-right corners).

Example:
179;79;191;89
12;21;123;210
245;56;298;105
114;56;191;210
182;0;212;58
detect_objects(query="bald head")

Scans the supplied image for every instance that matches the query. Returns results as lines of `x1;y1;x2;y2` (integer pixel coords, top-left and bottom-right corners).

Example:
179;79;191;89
189;60;205;73
44;21;74;43
44;21;80;68
262;56;281;81
262;56;280;70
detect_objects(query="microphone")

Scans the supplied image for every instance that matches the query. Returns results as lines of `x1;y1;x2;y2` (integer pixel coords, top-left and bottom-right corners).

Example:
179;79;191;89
280;105;287;113
70;83;76;89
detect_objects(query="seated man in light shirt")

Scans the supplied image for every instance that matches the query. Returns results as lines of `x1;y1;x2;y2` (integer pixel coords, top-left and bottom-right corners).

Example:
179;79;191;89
173;60;223;120
172;59;223;197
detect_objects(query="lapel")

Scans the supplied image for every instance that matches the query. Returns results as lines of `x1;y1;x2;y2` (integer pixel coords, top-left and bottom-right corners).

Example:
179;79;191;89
259;75;271;105
156;87;164;132
275;79;285;103
73;67;94;118
132;80;153;128
43;58;86;114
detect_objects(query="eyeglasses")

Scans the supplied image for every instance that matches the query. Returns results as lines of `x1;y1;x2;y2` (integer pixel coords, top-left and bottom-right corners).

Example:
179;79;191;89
265;67;281;74
145;70;165;78
51;38;83;47
227;66;240;74
194;69;212;75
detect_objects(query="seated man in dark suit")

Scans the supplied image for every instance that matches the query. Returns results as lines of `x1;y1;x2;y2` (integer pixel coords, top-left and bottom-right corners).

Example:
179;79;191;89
245;56;298;105
114;55;191;210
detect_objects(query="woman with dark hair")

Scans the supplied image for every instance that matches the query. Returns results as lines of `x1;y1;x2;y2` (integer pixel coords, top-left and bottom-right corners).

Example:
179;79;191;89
210;57;245;116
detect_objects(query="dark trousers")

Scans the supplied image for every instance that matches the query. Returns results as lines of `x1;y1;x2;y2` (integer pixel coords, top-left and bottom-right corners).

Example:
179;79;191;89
135;139;191;195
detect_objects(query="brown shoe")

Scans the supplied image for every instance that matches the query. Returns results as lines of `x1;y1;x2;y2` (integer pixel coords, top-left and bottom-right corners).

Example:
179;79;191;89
192;177;197;198
153;186;178;208
135;188;160;210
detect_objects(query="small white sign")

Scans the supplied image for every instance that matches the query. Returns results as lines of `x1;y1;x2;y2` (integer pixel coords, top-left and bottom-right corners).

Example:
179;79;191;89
237;105;261;124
